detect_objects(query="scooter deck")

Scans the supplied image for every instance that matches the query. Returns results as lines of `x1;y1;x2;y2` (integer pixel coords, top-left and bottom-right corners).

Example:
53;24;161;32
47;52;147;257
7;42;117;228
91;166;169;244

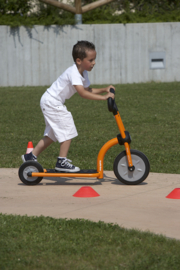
30;169;101;178
46;169;98;174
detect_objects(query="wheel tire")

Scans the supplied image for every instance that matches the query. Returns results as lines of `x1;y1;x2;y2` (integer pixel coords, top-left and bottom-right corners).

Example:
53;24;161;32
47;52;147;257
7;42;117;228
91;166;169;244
18;161;44;185
113;149;150;185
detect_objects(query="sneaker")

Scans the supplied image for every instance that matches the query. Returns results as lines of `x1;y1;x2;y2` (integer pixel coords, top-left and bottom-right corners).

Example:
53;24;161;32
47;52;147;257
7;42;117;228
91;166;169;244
21;152;37;162
55;158;80;172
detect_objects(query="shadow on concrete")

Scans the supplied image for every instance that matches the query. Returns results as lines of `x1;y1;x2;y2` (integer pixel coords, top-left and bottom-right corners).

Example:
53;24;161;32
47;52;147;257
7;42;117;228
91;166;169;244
18;172;148;186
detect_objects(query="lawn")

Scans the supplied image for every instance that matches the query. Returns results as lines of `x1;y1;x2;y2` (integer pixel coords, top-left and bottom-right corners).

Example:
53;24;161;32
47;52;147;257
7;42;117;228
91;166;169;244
1;214;180;270
0;82;180;173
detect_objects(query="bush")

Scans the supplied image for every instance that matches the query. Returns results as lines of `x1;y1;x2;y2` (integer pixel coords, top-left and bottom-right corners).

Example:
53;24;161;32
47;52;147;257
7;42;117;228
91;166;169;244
0;0;33;15
0;0;180;26
82;0;180;24
0;0;75;27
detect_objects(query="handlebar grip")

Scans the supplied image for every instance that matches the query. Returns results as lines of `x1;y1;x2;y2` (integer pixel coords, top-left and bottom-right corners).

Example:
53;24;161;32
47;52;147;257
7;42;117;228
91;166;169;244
108;88;118;115
110;88;115;94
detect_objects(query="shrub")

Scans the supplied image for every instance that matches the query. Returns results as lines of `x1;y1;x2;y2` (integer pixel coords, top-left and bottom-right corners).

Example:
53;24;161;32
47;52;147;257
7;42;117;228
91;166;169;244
0;0;180;26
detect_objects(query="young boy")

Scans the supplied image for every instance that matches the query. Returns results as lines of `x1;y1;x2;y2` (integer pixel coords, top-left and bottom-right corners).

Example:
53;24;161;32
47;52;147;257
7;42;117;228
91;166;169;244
22;41;115;172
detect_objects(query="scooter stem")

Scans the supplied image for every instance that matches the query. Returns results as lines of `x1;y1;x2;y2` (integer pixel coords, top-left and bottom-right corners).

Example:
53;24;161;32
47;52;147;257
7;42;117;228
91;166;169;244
114;112;126;137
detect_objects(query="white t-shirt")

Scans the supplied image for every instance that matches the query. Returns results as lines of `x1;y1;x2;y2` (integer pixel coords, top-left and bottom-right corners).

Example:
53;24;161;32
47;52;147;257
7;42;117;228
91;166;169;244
46;64;90;104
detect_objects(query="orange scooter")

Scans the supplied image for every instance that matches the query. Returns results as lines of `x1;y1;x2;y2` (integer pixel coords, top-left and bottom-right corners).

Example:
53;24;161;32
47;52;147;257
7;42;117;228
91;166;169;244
18;89;150;185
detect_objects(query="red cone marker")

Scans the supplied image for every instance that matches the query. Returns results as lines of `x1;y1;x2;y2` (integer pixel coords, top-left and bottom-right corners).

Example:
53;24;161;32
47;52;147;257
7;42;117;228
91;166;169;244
26;141;34;154
73;186;100;197
166;188;180;199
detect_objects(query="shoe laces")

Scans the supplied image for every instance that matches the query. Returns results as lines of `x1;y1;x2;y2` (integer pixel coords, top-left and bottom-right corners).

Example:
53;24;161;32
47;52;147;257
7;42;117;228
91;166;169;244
61;158;73;168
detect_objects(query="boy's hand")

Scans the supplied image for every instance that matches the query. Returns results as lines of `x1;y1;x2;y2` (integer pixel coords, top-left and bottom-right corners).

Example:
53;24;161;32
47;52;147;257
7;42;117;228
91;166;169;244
106;85;115;93
74;85;115;101
103;85;115;100
104;91;115;100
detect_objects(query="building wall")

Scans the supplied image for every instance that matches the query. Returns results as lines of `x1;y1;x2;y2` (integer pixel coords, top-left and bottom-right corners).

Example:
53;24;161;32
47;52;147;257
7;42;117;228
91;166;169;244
0;23;180;86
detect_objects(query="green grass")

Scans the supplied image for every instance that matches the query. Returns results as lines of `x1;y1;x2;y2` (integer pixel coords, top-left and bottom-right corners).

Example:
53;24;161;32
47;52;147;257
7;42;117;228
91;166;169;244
1;82;180;173
1;214;180;270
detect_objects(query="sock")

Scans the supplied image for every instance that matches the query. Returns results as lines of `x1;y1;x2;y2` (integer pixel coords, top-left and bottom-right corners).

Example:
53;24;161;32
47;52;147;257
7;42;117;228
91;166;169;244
58;157;66;159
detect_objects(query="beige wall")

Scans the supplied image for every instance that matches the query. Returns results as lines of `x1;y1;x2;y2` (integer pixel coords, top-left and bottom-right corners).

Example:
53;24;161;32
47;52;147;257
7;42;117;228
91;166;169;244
0;23;180;86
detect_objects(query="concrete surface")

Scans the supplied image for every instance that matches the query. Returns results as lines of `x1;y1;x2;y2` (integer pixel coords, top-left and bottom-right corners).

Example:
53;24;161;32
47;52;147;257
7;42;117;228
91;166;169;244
0;168;180;240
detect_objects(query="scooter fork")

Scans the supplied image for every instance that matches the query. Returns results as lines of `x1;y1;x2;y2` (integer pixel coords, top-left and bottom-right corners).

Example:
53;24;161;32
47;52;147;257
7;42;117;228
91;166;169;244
114;111;134;171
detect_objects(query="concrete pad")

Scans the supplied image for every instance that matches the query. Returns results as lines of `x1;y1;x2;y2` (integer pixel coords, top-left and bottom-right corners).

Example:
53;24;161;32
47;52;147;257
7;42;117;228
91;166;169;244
0;168;180;240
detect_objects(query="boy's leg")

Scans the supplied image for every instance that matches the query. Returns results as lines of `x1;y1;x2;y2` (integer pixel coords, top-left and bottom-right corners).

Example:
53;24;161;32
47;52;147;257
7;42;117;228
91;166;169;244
21;136;53;162
33;136;54;157
59;139;71;157
56;139;80;172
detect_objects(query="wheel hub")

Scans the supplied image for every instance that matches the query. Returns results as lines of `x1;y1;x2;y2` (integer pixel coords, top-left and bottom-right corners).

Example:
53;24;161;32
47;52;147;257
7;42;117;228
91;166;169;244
23;166;39;181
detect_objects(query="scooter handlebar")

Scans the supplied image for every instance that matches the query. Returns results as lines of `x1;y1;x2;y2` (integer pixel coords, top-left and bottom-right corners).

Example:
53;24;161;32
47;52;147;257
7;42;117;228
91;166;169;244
107;88;118;115
110;88;115;94
108;88;115;111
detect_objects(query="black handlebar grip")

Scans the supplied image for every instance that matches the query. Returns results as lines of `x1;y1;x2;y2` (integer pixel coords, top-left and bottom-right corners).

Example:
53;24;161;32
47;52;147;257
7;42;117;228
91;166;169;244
108;88;115;113
108;88;118;115
110;88;115;94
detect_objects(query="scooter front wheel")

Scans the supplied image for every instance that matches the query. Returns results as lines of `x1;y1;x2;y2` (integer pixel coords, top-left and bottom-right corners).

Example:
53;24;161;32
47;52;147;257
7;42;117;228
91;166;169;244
18;161;44;185
113;149;150;185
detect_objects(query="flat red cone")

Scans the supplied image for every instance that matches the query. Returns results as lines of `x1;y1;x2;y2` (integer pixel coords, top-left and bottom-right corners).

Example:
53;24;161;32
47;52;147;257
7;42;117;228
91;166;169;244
73;186;100;198
166;188;180;199
26;141;34;154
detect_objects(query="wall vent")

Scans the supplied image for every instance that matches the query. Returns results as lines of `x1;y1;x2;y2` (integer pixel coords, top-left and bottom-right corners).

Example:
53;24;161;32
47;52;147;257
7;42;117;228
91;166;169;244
149;52;165;69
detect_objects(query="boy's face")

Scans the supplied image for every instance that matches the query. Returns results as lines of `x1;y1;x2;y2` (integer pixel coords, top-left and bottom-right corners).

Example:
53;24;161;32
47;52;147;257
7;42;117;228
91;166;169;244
77;49;96;72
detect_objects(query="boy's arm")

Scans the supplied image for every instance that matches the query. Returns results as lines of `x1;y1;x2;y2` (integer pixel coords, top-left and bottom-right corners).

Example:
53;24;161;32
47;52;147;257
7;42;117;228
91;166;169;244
85;85;115;95
74;85;114;101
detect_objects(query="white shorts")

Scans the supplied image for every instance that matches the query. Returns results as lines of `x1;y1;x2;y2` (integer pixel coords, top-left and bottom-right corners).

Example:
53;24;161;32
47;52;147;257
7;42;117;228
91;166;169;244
40;92;78;143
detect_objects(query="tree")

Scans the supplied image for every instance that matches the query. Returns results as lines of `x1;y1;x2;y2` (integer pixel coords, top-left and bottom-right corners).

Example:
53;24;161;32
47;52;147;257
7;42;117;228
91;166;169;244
39;0;115;22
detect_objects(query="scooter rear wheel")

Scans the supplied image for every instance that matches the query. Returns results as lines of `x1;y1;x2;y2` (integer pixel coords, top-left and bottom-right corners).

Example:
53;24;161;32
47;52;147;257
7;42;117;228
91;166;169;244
18;161;44;185
113;149;150;185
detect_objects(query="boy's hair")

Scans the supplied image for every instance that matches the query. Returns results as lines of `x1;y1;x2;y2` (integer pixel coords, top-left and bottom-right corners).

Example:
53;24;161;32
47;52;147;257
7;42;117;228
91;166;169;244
72;41;95;62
